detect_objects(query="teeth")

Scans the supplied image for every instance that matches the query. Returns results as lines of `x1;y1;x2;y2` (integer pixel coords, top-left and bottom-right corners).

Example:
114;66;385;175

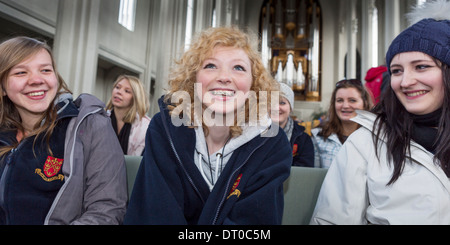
28;91;44;97
406;91;427;97
211;90;234;97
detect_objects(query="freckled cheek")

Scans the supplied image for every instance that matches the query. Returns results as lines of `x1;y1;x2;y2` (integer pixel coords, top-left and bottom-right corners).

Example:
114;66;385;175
193;73;206;99
237;78;253;93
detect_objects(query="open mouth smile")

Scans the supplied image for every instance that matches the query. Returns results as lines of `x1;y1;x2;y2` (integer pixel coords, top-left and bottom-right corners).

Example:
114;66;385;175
404;90;428;98
210;90;235;97
28;91;45;97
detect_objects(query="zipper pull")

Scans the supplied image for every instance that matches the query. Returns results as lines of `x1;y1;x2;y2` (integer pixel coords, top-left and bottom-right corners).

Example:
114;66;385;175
5;148;16;165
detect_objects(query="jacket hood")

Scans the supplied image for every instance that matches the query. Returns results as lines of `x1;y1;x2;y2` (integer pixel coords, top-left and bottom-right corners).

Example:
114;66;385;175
351;110;377;131
73;93;108;118
365;66;387;82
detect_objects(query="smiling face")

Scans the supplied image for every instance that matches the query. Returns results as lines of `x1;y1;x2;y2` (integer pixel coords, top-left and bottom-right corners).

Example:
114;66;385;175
272;97;291;128
335;87;365;122
390;52;444;115
4;49;58;125
111;78;134;110
196;46;253;115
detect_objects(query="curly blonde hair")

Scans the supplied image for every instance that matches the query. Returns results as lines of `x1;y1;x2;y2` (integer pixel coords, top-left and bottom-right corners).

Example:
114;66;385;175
164;26;278;137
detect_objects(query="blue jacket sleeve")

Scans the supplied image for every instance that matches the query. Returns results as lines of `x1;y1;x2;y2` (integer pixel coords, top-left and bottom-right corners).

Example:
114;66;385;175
292;132;315;167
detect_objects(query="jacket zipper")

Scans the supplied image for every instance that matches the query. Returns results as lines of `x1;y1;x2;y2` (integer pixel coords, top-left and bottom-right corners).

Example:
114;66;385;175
161;113;206;204
212;137;269;225
0;148;16;225
44;108;102;224
0;132;31;225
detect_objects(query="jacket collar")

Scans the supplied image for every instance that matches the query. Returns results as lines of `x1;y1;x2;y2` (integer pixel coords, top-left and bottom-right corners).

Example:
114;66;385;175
0;96;79;146
158;96;211;200
352;110;450;194
157;96;274;199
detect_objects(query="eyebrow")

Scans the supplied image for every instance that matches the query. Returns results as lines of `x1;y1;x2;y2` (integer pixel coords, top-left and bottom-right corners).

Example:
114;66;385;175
12;63;53;69
203;57;250;65
391;58;435;67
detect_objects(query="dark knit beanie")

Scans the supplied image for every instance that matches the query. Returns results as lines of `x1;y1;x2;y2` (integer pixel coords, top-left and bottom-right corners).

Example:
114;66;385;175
386;18;450;73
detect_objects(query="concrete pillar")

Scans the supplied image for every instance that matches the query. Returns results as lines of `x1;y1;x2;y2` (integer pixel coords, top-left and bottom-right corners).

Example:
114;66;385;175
148;0;188;116
53;0;101;97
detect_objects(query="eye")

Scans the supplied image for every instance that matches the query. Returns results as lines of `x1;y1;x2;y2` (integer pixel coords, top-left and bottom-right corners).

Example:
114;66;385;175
234;65;246;71
416;64;431;70
203;63;216;69
390;68;402;75
13;71;27;76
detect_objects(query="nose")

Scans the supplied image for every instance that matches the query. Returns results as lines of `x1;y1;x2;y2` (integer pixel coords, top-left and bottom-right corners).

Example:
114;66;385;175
400;69;417;88
342;100;350;108
216;68;232;84
28;72;44;85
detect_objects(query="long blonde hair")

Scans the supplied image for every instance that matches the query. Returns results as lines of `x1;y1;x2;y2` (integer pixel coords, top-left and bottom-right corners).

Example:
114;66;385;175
106;75;149;123
165;26;278;137
0;36;72;157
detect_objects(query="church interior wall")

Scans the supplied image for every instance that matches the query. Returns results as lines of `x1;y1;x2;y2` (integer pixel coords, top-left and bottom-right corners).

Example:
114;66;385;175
0;0;422;121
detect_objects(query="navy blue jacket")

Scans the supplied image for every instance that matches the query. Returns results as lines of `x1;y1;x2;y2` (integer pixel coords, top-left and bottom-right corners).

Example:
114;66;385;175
0;101;78;224
290;123;314;167
124;98;292;225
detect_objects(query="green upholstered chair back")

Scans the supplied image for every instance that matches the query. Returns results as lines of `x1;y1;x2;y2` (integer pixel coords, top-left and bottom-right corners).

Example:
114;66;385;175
282;167;328;225
124;155;143;200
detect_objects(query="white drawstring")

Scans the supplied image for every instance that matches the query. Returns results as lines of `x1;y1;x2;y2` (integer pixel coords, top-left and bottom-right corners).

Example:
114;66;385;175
197;151;224;190
214;153;221;185
197;153;211;187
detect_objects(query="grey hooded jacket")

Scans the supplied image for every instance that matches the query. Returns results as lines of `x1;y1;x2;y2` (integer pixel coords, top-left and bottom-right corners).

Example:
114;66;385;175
44;93;127;225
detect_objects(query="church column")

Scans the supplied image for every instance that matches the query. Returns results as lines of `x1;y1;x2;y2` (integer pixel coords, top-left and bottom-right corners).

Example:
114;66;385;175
383;0;401;53
53;0;101;97
346;0;358;79
361;0;379;78
193;0;214;33
148;0;188;116
214;0;240;27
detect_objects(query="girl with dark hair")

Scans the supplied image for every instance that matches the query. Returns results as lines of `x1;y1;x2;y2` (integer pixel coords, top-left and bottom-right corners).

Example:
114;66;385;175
311;0;450;224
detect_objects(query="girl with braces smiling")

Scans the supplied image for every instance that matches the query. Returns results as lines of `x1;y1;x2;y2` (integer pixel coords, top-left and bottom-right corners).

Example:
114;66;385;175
124;26;292;225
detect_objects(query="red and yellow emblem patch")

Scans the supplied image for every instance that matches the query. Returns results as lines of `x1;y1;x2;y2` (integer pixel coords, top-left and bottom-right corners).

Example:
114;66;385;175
44;156;63;177
292;144;298;157
227;174;242;199
35;156;64;182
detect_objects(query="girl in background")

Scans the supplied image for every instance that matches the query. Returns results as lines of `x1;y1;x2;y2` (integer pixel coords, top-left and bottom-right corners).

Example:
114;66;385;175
106;75;150;156
272;83;314;167
311;79;372;168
